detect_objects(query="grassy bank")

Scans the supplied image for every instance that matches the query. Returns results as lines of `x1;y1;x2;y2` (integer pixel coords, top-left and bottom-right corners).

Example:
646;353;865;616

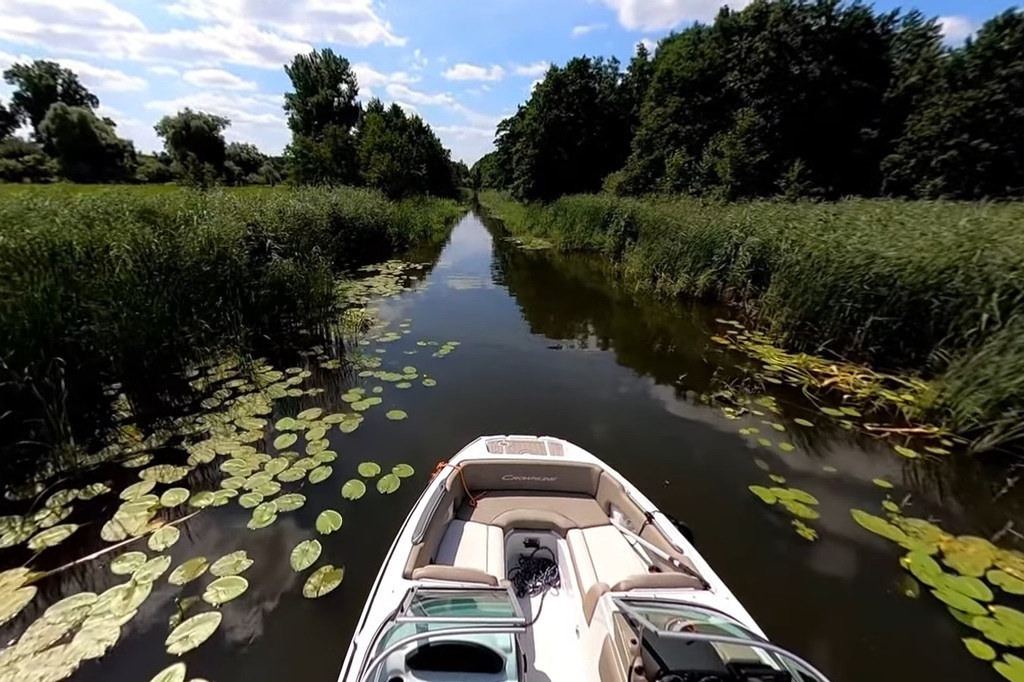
0;186;462;476
478;191;1024;449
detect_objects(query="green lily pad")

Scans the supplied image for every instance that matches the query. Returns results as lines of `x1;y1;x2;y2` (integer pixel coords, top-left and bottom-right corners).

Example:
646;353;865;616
422;379;437;387
769;474;786;484
395;382;412;389
120;480;156;501
342;479;367;500
0;586;37;627
169;557;209;586
872;478;894;489
358;462;381;477
150;662;187;682
316;510;343;535
148;526;181;552
309;465;333;484
749;486;777;504
756;437;772;447
133;555;172;584
253;481;281;497
264;458;290;476
203;576;249;606
290;539;323;571
238;492;263;508
27;523;79;550
964;637;996;660
778;443;795;452
273;433;298;450
160;488;191;507
894;445;920;459
306;438;330;454
297;408;323;421
931;588;986;615
306;426;327;441
303;565;344;598
392;464;415;478
210;550;253;577
386;410;408;421
850;509;909;544
994;654;1024;682
988;569;1024;595
166;611;222;655
247;502;278;530
111;551;148;575
939;574;993;602
314;450;338;463
275;417;298;431
793;418;814;427
882;500;900;513
276;494;306;512
819;407;845;417
377;473;401;495
277;467;306;483
903;551;943;588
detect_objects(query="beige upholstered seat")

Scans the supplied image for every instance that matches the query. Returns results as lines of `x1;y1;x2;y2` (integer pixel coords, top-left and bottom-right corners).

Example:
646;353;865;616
436;519;505;580
567;526;648;593
458;492;608;533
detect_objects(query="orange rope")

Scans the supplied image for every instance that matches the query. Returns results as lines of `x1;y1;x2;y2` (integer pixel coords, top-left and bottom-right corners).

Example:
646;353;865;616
429;460;481;507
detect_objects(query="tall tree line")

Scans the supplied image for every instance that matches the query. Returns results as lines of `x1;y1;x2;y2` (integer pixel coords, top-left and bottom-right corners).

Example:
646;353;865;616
480;0;1024;201
283;48;460;199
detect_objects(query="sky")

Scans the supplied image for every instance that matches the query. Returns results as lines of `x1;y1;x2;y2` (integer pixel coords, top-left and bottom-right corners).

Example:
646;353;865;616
0;0;997;165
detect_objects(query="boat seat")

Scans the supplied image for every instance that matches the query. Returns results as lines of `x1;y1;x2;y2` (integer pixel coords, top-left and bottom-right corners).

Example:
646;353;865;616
610;572;703;592
434;519;506;581
458;492;609;534
567;526;648;595
410;565;498;586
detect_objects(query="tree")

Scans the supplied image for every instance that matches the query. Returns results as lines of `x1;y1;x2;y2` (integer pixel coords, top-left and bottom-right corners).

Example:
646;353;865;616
0;137;56;182
0;100;18;139
284;48;361;185
135;153;175;183
154;109;230;186
38;103;136;183
225;142;266;185
2;61;99;137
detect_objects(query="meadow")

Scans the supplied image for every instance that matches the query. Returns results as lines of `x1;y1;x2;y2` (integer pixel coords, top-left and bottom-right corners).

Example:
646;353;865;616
478;191;1024;449
0;185;462;477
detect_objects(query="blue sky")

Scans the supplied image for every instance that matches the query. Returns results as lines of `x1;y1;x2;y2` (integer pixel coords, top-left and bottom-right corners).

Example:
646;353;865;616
0;0;996;164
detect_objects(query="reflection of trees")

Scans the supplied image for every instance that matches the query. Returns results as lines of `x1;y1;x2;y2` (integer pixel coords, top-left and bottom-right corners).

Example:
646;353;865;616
484;213;1024;535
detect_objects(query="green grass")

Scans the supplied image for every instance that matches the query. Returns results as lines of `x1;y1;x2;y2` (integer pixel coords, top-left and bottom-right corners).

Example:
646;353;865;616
0;185;462;475
478;190;1024;448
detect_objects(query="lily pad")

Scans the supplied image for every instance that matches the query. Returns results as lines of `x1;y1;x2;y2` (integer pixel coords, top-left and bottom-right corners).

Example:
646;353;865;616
0;586;37;627
749;486;777;504
872;478;894;489
275;417;298;431
247;502;278;530
315;450;338;463
190;491;217;509
850;509;909;544
275;493;306;512
931;588;986;615
303;565;344;598
756;437;772;447
238;492;263;509
392;464;415;478
148;526;181;552
939;574;993;602
150;662;187;682
963;637;996;661
342;479;367;500
133;555;172;584
290;539;323;571
27;523;79;550
819;407;845;417
422;379;437;387
264;458;290;476
988;569;1024;595
203;576;249;606
385;410;408;421
160;488;191;507
273;433;298;450
377;473;401;495
943;536;997;577
297;408;323;421
894;445;920;459
169;557;209;586
793;418;814;427
166;611;222;655
111;551;148;575
316;510;343;535
309;465;333;484
903;551;943;587
120;480;156;501
358;462;381;477
210;550;253;577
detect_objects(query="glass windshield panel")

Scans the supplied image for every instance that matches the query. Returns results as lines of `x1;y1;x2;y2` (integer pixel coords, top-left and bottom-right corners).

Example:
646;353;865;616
407;588;518;620
624;600;761;639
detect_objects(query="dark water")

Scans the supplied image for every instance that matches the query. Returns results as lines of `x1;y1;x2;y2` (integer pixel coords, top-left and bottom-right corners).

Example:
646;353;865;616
4;211;1023;682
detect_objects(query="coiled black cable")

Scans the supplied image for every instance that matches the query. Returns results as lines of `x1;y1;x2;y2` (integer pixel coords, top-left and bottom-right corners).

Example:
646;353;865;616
508;546;561;598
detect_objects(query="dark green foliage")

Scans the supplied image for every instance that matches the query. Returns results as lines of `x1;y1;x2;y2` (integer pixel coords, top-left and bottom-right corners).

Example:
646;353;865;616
154;109;230;186
284;49;361;185
469;152;502;190
135;153;175;184
38;103;136;183
0;99;17;139
495;55;636;201
0;186;462;473
356;99;457;199
2;60;100;137
480;191;1024;444
0;137;57;182
225;142;267;185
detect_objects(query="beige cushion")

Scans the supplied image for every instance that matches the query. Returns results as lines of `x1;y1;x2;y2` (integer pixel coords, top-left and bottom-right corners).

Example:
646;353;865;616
579;526;648;588
583;582;610;624
410;565;498;586
566;529;599;593
458;492;608;531
436;520;505;580
610;572;703;592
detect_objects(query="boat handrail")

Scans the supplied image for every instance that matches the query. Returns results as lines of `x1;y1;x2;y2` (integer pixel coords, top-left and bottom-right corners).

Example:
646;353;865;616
357;625;526;682
615;598;833;682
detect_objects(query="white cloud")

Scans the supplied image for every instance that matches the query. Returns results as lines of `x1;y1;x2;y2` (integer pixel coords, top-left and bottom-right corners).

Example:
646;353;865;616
599;0;748;29
411;48;427;71
640;38;658;52
385;83;456;107
442;63;505;82
148;65;180;77
571;23;607;37
512;61;549;78
0;51;146;93
939;16;976;43
353;62;420;98
145;91;288;153
165;0;405;47
182;68;257;90
434;125;494;164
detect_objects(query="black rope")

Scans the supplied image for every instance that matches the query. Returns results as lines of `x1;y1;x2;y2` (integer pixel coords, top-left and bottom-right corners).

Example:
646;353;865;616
508;546;560;598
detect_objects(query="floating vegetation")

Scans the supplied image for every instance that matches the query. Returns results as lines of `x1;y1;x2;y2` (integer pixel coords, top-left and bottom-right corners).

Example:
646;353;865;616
165;611;221;655
203;576;249;606
392;464;415;478
377;474;401;495
290;540;323;572
302;565;344;599
342;479;367;500
386;410;408;421
210;551;253;577
316;510;343;535
358;462;381;478
168;557;209;586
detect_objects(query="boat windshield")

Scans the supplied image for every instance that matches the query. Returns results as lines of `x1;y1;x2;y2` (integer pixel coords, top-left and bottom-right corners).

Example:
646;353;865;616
616;598;833;682
359;586;527;682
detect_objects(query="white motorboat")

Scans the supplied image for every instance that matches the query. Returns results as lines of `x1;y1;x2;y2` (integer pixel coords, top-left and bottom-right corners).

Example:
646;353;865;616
339;435;832;682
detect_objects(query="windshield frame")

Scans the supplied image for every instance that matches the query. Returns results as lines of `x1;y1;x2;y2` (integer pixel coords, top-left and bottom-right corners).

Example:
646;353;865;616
395;584;528;626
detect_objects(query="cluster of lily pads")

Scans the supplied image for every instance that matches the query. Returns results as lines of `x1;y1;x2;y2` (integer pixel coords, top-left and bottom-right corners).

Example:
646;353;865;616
0;258;456;682
851;503;1024;680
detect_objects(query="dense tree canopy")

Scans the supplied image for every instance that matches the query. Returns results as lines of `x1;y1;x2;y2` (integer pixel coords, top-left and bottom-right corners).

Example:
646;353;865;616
225;142;267;185
154;109;230;186
2;61;100;138
492;0;1024;201
38;103;136;183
